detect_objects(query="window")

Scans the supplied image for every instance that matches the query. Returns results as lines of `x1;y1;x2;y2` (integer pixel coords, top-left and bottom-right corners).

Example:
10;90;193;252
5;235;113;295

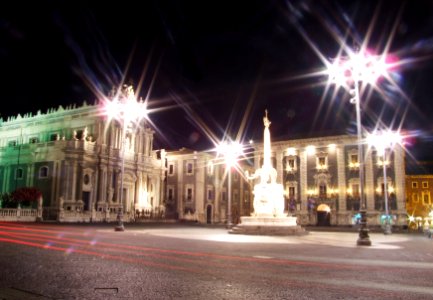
29;137;39;144
168;187;174;201
50;133;59;141
234;172;239;181
207;186;214;200
422;181;429;188
39;166;49;178
317;156;328;170
186;188;193;201
289;187;295;198
186;162;193;175
422;192;431;205
75;130;84;140
319;184;327;197
412;193;419;203
8;140;17;147
352;184;360;197
234;190;239;202
168;163;174;176
349;153;359;168
15;168;23;179
286;158;297;172
244;191;250;203
412;182;418;188
207;162;214;176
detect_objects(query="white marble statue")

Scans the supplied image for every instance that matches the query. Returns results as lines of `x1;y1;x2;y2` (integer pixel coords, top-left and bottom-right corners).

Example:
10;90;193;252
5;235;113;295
246;110;285;217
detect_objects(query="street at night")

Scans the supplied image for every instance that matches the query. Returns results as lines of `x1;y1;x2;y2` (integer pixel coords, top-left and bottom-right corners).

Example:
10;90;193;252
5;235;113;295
0;222;432;300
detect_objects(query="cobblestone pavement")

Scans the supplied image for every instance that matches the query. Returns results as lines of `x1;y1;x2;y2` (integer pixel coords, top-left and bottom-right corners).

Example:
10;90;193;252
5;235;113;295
0;222;432;299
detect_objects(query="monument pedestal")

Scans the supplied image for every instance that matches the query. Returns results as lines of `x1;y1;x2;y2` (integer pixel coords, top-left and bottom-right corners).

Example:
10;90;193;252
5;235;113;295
233;111;307;236
229;215;307;236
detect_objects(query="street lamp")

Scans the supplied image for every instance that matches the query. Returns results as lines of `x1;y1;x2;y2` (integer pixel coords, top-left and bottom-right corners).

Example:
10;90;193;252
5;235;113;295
104;85;147;231
367;130;402;235
328;48;388;246
217;140;243;228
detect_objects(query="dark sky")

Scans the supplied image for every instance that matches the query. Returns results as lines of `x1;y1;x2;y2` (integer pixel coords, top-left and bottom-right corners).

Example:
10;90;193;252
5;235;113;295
1;0;433;161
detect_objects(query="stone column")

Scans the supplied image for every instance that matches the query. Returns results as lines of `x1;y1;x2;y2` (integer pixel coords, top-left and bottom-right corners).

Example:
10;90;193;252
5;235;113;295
364;147;375;212
300;149;308;212
276;150;284;184
394;145;407;225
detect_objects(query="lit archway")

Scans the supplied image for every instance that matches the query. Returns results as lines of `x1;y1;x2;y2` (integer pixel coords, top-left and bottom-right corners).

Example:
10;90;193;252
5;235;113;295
317;204;331;226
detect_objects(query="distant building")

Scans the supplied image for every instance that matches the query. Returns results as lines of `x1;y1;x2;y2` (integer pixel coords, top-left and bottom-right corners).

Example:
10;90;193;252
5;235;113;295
0;101;165;222
164;148;253;224
405;175;433;229
249;135;407;227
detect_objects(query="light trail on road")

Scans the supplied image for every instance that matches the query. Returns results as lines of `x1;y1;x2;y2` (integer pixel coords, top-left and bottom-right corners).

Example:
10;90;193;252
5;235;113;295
1;222;433;299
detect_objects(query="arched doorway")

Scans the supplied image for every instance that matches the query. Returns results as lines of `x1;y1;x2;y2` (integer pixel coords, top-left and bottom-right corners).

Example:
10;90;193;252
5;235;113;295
206;205;212;224
317;204;331;226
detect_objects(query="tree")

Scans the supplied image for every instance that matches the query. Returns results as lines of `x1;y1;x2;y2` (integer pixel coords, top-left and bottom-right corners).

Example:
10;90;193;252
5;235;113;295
11;187;42;208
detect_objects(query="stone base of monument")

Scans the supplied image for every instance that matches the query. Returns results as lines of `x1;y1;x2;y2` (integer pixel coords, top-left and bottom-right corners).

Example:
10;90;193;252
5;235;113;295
229;215;308;236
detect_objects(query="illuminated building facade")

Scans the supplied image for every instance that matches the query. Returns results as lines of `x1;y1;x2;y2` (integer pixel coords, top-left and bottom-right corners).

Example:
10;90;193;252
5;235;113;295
164;148;253;224
0;102;165;222
250;135;407;227
0;105;406;227
405;175;433;229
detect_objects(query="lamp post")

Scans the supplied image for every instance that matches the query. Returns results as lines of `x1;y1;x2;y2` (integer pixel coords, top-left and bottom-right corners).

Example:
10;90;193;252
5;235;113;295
328;48;388;246
104;85;147;232
367;130;402;235
217;140;243;229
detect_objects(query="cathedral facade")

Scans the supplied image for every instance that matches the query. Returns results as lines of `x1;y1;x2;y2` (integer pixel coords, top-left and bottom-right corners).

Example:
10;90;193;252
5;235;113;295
0;100;165;222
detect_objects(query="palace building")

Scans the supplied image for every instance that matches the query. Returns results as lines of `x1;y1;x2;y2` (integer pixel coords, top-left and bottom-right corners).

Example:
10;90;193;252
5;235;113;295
248;135;407;227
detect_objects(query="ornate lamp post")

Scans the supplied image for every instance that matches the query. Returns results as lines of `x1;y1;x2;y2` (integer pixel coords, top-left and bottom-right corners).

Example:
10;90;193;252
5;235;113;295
217;140;243;228
367;130;402;235
328;48;388;246
104;85;147;231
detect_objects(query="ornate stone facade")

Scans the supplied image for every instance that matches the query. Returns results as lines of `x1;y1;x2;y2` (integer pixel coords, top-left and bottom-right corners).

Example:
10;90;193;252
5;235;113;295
251;135;407;227
0;102;165;222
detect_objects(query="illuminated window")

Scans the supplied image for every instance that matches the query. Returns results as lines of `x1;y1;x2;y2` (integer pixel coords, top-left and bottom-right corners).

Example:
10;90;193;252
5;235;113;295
348;151;359;169
352;184;360;197
286;157;297;172
412;182;418;188
422;192;430;205
316;155;328;170
422;181;429;188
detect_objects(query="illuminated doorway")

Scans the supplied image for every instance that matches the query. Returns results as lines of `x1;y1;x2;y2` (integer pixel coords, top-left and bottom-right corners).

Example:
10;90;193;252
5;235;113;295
317;204;331;226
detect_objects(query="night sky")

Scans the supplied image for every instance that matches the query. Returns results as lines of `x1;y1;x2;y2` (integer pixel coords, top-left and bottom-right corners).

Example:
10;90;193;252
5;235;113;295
1;0;433;162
